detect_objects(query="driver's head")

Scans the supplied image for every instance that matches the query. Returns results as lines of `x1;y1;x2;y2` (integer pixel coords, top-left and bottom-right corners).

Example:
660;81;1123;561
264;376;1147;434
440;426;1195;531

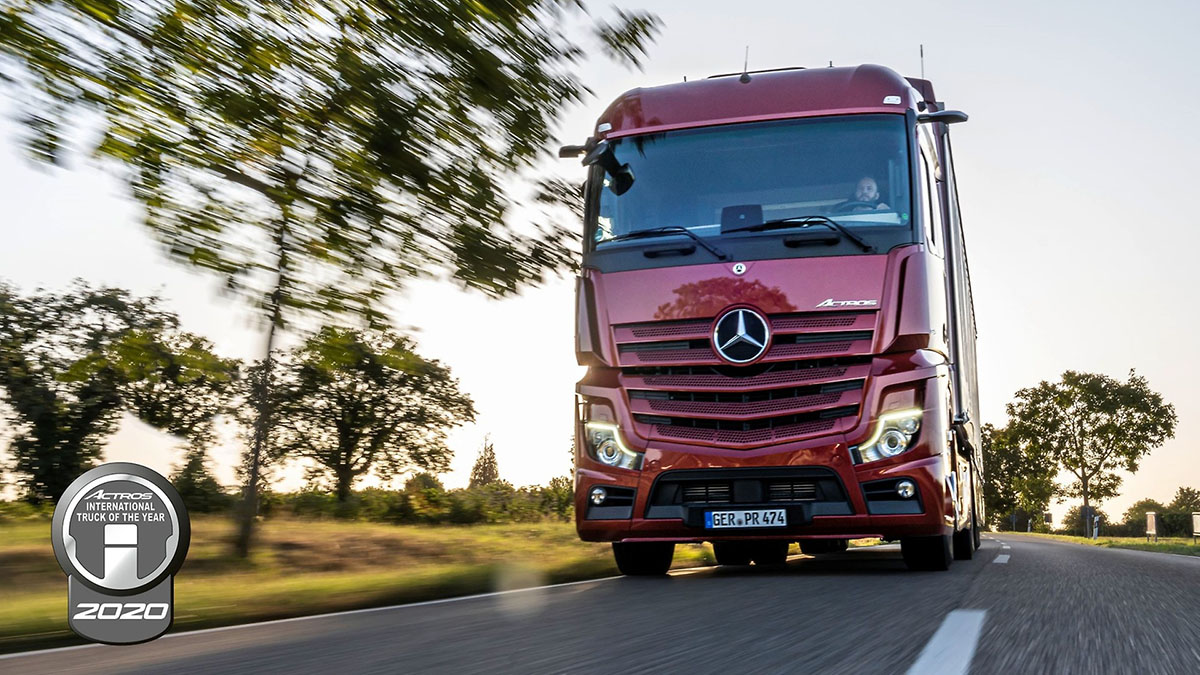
854;176;880;203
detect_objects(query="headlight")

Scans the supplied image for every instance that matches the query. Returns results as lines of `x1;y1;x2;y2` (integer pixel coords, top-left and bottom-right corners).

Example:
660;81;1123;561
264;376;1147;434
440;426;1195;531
584;421;643;470
853;408;922;463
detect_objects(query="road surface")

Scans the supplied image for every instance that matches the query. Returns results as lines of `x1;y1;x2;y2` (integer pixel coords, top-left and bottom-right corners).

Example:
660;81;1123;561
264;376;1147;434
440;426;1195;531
5;534;1199;674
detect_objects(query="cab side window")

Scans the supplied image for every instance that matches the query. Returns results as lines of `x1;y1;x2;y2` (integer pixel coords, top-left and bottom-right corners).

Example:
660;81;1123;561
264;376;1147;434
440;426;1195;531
917;124;943;254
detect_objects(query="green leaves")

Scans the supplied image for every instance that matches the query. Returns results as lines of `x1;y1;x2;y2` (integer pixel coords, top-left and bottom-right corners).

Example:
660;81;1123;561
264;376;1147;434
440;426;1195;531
1004;369;1177;511
1;0;662;327
270;326;475;501
0;282;238;502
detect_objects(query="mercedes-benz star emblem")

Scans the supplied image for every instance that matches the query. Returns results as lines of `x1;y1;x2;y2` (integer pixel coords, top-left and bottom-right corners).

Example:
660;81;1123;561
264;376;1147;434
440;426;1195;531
712;308;770;363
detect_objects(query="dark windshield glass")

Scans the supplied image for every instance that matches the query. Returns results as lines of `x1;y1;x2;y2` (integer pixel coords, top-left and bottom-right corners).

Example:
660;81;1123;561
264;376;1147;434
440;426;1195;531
591;115;913;250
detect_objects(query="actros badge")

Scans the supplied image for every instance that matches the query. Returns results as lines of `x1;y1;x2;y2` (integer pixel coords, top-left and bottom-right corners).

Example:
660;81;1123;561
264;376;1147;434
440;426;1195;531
52;462;190;644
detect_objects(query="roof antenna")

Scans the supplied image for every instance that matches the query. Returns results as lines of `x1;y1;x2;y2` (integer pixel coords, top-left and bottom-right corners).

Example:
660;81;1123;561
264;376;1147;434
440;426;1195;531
739;47;751;83
920;44;925;79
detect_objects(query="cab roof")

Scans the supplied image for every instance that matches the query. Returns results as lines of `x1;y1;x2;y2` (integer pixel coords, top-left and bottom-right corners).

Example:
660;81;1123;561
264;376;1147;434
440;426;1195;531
595;64;934;139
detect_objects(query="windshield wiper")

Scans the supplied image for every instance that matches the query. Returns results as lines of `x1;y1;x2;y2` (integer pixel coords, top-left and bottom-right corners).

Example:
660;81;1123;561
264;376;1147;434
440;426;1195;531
605;226;729;261
724;215;875;253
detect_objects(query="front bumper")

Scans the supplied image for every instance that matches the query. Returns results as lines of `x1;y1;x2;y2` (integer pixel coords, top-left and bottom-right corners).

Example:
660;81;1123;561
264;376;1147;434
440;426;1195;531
575;420;954;543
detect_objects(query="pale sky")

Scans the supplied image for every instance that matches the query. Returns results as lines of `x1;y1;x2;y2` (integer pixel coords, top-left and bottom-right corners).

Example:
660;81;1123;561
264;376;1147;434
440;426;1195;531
1;1;1196;523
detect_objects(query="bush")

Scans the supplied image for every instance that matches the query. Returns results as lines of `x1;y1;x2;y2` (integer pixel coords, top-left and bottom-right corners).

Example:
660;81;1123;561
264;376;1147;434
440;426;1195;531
0;500;54;522
257;475;578;526
171;452;237;514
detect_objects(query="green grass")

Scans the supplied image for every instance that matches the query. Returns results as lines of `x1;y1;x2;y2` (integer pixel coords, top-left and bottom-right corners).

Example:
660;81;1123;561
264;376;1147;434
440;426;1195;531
1004;531;1200;556
0;516;716;654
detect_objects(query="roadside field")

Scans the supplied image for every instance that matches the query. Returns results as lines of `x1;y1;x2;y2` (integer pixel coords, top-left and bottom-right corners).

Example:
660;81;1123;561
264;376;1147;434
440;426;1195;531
0;517;716;654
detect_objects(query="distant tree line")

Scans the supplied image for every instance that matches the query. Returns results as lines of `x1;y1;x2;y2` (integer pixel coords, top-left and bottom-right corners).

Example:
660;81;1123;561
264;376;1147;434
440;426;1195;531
983;370;1178;536
1065;486;1200;538
164;444;574;524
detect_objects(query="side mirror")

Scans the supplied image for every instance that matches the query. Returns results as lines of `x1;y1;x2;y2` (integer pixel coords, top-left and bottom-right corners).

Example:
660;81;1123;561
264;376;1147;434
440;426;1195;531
559;144;587;158
582;140;635;196
918;110;968;124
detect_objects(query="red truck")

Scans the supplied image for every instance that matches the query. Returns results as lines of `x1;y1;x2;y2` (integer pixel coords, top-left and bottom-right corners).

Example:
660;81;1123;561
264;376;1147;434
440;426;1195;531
564;64;982;573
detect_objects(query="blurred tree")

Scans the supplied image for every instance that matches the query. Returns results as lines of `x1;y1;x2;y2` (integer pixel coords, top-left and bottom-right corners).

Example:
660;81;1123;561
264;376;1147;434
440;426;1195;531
1168;486;1200;514
0;0;658;555
170;449;234;513
469;436;500;488
1006;370;1176;536
273;327;474;503
116;329;240;451
404;472;445;494
540;475;574;521
0;282;235;502
981;423;1056;530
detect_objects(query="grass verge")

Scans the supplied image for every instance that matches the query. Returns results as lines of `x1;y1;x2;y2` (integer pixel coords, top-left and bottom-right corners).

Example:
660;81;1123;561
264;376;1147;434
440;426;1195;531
0;516;717;655
1003;531;1200;557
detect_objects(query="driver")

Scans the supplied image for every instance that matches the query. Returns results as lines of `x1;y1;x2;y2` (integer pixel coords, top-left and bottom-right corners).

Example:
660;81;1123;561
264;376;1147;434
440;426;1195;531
836;176;890;212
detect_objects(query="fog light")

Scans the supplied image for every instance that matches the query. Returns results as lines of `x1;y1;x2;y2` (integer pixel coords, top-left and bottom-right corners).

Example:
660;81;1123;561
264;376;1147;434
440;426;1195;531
590;487;607;505
896;480;916;499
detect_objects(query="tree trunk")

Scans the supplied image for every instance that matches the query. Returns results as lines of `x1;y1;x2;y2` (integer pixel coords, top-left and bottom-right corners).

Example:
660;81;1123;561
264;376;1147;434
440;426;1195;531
234;316;279;558
336;467;354;503
1081;479;1091;538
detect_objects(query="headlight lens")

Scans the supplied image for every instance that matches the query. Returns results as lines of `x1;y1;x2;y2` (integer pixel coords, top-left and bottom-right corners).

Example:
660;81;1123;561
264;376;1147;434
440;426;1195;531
584;421;643;470
854;409;922;463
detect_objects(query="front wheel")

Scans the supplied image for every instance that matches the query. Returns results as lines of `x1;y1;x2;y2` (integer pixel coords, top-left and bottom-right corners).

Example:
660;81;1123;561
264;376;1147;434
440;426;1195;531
953;518;975;560
901;534;952;571
612;542;674;576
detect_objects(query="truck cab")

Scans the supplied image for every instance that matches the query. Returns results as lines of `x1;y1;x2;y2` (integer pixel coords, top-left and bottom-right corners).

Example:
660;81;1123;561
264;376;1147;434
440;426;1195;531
567;64;982;573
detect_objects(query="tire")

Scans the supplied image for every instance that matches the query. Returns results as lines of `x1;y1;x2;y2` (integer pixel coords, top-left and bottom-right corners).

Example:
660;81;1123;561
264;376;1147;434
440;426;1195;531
750;541;790;566
901;535;953;571
713;542;753;566
953;519;975;560
799;539;848;555
612;542;674;576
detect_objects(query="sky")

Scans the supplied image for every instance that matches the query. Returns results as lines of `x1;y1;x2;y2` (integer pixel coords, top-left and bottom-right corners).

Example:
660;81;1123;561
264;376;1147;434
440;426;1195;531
1;1;1197;523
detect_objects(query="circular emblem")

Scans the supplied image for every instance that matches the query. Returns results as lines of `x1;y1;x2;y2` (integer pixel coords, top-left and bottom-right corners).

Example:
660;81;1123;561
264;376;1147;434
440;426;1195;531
731;263;747;276
712;308;771;364
52;463;189;594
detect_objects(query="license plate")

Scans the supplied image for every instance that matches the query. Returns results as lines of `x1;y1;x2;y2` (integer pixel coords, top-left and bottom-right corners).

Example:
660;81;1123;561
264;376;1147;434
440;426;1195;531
705;509;788;529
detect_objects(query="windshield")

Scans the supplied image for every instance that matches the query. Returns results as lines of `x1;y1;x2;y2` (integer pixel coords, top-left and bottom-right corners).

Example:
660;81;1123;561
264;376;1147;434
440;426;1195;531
589;115;914;261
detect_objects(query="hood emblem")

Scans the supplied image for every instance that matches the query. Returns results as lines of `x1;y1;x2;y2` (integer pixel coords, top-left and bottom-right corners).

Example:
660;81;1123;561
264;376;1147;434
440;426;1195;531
816;298;878;308
731;263;747;276
713;308;770;364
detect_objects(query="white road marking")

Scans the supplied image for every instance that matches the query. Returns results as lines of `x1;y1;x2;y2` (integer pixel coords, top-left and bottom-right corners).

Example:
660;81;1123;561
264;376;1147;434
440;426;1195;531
1002;545;1011;549
904;609;987;675
994;554;1010;564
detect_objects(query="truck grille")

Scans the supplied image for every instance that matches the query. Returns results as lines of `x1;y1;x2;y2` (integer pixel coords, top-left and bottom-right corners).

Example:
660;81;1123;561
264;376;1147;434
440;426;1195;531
644;467;852;520
614;311;876;448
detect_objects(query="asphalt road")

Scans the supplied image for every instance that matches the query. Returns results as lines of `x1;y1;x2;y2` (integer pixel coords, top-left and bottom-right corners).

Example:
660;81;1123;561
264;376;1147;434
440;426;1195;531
5;534;1200;674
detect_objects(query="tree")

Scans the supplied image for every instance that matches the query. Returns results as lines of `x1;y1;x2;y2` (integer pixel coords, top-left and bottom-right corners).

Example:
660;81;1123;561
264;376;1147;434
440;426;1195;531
540;476;574;521
1168;487;1200;514
0;0;659;556
273;327;474;502
171;450;234;513
1122;498;1167;526
1006;370;1176;536
981;423;1055;530
0;282;235;502
1063;504;1108;536
470;436;501;489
